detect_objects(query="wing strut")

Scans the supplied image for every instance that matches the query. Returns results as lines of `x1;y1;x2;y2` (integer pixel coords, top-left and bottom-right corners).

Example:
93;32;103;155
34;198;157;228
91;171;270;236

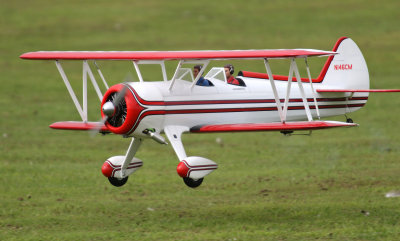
305;58;320;119
280;58;313;122
56;61;86;122
169;60;183;91
132;61;144;82
264;58;313;123
132;60;168;83
282;59;294;122
264;59;284;123
160;61;168;82
292;58;313;122
83;61;103;102
94;61;110;89
55;60;105;123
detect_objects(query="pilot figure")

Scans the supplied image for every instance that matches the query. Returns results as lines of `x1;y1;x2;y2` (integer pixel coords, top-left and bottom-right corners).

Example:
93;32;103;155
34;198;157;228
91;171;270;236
193;65;211;86
224;64;239;85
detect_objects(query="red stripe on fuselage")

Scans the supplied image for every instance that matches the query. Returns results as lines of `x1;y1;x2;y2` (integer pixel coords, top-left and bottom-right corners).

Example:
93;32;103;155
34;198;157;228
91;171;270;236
126;85;367;134
163;96;367;106
163;103;365;114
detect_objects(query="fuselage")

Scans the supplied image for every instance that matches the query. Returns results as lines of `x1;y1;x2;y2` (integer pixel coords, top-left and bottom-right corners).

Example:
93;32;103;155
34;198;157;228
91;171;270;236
101;70;368;137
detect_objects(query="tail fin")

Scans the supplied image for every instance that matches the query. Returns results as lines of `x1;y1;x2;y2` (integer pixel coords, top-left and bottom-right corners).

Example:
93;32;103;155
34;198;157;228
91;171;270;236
319;37;369;89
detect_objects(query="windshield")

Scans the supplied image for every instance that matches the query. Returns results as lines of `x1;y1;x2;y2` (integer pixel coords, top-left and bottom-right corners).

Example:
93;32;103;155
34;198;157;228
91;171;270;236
204;67;226;82
175;68;194;82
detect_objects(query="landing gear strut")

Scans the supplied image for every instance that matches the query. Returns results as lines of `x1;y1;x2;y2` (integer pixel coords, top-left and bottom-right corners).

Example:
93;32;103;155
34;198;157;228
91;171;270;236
108;177;128;187
183;177;203;188
164;126;217;188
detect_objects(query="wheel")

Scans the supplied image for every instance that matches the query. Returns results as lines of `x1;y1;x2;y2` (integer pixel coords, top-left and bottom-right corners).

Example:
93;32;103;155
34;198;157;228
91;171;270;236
108;176;128;187
183;177;204;188
346;118;353;123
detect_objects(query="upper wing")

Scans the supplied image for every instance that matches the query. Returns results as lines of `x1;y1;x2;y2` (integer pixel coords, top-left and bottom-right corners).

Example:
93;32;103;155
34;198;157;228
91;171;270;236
20;49;336;60
190;121;357;133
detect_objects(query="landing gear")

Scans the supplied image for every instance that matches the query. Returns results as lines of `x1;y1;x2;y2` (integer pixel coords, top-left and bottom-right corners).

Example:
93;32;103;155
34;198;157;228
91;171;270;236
165;126;217;188
102;138;143;187
345;114;353;123
108;176;128;187
183;177;203;188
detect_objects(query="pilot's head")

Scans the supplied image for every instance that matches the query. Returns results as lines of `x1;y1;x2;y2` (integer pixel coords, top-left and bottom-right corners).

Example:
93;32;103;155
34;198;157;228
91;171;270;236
193;65;202;77
224;64;234;78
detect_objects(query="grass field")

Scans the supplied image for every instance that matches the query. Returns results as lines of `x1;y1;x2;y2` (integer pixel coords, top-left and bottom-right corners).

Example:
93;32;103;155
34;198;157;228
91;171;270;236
1;0;400;240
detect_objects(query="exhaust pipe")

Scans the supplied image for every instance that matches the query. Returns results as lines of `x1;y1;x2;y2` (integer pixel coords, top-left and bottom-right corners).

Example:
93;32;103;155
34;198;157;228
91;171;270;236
143;129;168;145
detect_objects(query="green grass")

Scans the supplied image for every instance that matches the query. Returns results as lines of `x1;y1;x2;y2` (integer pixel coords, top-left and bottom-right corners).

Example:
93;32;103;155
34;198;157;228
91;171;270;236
1;0;400;240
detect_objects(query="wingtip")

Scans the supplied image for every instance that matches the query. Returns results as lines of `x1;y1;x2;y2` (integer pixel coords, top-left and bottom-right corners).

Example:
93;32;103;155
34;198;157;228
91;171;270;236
20;52;29;59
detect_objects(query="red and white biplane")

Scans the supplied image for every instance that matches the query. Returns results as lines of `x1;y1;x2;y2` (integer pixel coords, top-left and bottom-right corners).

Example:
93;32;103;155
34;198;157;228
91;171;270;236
20;37;399;188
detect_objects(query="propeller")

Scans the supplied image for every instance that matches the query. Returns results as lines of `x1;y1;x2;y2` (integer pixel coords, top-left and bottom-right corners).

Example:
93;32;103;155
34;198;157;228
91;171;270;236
90;84;129;137
91;73;135;137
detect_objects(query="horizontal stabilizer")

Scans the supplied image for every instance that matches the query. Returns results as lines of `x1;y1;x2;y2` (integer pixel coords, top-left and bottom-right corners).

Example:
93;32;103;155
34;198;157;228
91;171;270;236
190;121;357;133
50;121;109;132
317;89;400;93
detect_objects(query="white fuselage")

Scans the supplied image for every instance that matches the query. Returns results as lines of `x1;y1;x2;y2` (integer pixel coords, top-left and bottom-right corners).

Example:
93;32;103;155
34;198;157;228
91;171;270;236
128;75;368;136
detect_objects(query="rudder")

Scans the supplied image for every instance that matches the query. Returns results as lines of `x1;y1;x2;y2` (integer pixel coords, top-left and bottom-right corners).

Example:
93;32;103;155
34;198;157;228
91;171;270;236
320;37;370;90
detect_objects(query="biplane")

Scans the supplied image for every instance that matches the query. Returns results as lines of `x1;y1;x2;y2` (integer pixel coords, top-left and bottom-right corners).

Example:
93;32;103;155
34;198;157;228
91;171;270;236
20;37;400;188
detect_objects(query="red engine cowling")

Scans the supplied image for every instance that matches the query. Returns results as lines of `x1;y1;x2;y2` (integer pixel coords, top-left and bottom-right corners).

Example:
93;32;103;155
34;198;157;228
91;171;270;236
101;84;144;135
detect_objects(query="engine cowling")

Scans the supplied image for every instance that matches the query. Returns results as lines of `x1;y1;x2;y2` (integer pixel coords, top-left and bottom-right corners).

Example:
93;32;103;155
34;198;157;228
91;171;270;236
101;84;144;135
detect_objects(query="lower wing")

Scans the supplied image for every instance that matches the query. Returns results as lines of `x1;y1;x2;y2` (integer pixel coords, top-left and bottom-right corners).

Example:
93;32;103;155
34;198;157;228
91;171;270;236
190;121;357;133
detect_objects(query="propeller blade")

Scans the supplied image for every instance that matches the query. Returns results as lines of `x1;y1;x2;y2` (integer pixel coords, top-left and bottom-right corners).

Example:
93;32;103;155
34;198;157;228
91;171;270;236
89;116;108;138
112;85;128;107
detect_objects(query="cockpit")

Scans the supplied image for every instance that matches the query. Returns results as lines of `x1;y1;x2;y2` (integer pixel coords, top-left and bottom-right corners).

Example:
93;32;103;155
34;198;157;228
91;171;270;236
174;67;246;88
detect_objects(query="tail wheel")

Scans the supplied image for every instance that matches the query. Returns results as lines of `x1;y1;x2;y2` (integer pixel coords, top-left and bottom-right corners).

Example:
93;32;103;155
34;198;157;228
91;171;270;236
108;177;128;187
183;177;203;188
